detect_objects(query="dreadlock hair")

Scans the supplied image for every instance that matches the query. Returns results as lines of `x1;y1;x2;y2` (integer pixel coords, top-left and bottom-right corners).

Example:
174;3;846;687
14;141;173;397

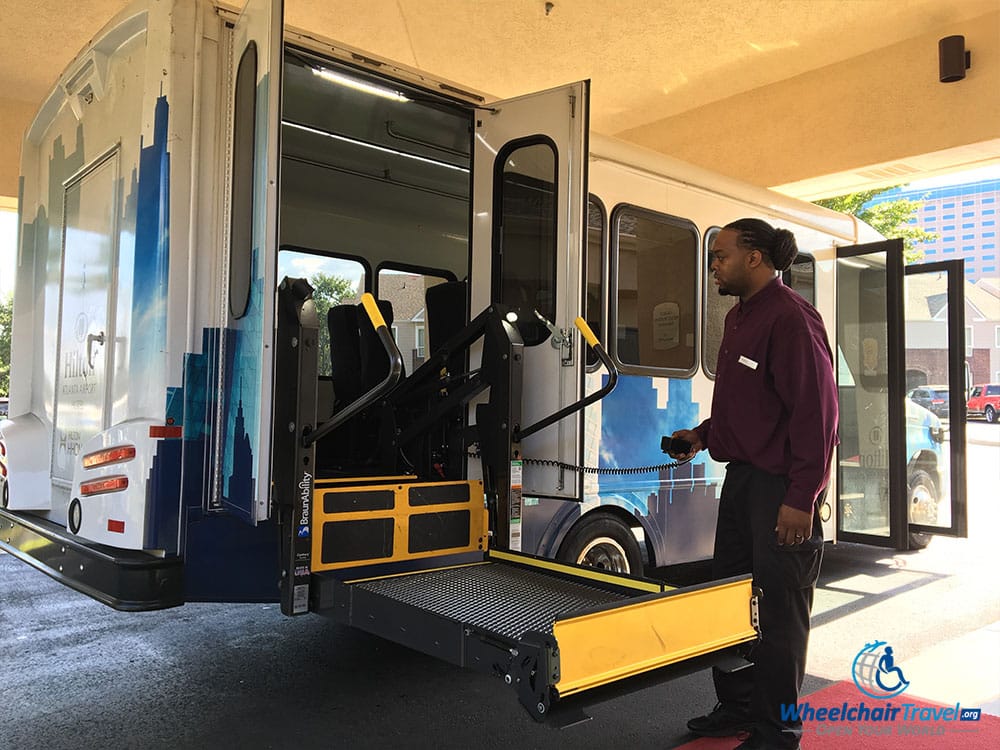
724;218;798;272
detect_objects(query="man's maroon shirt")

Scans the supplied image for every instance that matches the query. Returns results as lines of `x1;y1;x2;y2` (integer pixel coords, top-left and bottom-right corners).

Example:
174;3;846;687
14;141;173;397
695;277;838;513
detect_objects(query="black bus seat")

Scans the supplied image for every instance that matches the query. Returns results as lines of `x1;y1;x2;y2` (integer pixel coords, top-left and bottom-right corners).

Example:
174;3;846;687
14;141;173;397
318;299;399;476
327;303;363;410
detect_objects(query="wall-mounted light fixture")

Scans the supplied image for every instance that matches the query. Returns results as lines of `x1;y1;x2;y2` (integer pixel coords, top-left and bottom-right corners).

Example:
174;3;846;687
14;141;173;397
939;35;971;83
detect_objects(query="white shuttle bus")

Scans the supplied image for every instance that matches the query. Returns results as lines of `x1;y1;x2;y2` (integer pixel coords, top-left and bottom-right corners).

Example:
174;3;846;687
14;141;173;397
0;0;967;721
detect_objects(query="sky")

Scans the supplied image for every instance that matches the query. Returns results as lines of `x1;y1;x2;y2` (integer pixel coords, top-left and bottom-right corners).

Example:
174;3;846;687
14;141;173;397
904;165;1000;191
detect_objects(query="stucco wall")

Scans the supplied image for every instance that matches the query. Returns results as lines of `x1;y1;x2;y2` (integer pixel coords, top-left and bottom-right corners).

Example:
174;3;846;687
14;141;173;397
0;99;35;198
617;12;1000;189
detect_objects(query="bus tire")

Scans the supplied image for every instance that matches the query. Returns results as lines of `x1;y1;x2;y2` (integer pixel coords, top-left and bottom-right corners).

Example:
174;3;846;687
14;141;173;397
907;469;937;550
557;514;643;575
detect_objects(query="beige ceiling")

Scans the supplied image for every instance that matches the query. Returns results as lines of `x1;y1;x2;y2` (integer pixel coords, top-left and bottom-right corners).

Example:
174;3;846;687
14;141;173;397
1;0;998;196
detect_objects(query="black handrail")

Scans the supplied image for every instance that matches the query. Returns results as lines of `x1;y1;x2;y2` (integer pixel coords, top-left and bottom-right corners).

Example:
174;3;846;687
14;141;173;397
514;317;618;442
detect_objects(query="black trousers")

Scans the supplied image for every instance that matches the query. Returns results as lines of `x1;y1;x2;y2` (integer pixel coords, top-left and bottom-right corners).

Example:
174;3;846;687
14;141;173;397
711;462;824;748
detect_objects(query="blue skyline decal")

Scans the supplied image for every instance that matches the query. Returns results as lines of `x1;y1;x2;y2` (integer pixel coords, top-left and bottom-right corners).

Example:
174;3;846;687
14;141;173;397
129;94;171;397
598;375;704;490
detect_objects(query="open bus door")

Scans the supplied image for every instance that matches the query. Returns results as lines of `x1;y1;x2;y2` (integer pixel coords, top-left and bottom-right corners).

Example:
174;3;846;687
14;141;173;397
470;81;590;545
835;240;967;549
215;0;283;523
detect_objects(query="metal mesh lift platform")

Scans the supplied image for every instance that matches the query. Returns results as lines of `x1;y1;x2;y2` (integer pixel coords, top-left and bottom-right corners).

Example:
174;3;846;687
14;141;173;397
349;560;630;640
315;551;758;721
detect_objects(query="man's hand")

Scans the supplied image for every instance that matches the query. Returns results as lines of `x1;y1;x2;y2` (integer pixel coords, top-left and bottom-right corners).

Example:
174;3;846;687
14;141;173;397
775;504;813;546
668;429;703;459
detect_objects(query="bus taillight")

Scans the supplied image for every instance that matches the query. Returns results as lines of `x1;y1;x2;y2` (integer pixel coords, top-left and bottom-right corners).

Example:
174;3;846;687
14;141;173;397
80;476;129;496
82;446;136;469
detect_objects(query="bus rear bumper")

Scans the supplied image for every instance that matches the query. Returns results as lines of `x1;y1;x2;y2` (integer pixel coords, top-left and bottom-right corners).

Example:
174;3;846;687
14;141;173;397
0;508;183;611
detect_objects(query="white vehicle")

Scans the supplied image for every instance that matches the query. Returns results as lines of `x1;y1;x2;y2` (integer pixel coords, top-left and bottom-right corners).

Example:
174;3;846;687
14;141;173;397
0;0;968;721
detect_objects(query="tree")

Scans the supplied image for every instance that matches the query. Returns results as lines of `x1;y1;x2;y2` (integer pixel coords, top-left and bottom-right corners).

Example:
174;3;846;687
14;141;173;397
309;273;358;377
815;188;936;263
0;292;11;396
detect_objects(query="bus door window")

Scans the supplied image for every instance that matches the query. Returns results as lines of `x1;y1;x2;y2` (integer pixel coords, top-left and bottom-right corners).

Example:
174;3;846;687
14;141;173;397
495;140;557;346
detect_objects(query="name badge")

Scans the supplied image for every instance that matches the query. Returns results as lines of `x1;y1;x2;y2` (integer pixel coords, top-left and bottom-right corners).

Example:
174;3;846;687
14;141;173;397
738;355;758;370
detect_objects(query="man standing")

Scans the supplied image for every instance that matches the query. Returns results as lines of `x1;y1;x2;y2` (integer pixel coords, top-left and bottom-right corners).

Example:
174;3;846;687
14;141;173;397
670;218;838;750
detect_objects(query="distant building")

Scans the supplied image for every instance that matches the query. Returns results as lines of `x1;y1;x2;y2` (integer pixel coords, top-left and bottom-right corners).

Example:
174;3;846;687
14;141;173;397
866;178;999;282
905;275;1000;388
866;177;1000;387
378;273;433;373
969;278;1000;384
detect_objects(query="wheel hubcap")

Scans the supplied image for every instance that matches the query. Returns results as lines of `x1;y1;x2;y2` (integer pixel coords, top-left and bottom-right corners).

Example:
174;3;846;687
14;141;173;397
910;484;938;525
577;536;630;573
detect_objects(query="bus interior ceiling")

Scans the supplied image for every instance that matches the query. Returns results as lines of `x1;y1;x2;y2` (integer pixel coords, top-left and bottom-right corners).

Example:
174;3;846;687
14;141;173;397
278;51;478;481
279;50;472;279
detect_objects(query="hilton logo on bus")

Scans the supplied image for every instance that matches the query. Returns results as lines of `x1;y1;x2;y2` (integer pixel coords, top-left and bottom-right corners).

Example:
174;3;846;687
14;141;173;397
298;471;312;538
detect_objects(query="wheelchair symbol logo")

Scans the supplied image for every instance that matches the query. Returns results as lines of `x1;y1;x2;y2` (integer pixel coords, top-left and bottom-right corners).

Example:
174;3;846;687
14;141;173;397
852;641;910;699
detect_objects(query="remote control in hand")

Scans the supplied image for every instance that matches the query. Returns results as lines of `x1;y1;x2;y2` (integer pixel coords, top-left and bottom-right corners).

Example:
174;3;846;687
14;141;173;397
661;435;692;455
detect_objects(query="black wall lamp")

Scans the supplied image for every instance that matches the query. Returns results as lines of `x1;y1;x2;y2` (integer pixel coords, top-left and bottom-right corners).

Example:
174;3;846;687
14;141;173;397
939;35;971;83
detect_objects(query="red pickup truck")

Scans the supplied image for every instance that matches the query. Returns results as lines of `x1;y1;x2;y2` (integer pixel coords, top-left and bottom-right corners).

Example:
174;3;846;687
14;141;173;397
967;384;1000;423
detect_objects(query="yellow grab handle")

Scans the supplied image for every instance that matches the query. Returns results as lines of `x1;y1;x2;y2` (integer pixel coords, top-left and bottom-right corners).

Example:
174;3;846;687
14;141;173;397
574;316;600;348
360;292;387;329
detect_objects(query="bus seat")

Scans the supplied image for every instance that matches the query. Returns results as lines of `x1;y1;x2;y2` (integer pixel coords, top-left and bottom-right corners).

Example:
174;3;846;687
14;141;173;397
320;300;396;475
358;299;397;392
426;280;467;356
327;304;363;410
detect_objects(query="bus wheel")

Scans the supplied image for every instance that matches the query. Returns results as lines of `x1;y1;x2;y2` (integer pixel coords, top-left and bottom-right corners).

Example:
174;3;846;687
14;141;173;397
907;469;937;550
557;514;643;575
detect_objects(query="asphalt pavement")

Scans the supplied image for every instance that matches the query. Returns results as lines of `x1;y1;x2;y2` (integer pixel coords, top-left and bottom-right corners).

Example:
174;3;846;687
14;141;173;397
1;423;997;750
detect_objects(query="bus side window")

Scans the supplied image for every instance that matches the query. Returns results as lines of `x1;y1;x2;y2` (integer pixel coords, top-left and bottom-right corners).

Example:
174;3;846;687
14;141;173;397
585;197;606;369
229;42;257;319
703;234;815;378
612;206;698;375
783;253;816;305
277;249;366;378
377;266;454;373
703;226;736;378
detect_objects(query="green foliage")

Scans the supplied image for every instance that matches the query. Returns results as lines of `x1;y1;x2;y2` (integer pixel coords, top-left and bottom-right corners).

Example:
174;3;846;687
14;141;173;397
309;273;358;377
815;188;936;264
0;292;11;396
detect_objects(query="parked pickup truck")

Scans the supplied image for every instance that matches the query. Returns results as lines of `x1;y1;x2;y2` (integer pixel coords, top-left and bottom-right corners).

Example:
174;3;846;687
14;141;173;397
967;383;1000;423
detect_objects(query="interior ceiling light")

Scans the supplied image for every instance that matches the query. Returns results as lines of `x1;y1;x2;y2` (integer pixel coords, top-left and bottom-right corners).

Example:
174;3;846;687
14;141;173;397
311;66;410;102
283;121;469;173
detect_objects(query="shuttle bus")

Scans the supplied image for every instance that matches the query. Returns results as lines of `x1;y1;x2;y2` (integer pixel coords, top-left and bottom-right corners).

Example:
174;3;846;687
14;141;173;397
0;0;968;720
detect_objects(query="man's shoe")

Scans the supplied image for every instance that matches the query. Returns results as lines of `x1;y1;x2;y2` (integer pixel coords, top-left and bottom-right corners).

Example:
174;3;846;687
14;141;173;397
686;702;754;737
